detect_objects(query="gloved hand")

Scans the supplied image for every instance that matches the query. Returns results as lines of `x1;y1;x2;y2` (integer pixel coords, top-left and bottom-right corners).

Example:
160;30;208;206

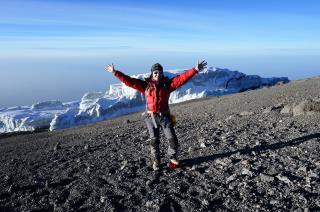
195;60;207;71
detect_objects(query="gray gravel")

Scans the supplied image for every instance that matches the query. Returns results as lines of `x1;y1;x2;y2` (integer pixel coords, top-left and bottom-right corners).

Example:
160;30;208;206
1;76;320;211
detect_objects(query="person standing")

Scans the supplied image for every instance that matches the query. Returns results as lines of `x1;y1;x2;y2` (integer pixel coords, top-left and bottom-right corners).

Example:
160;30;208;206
105;60;207;170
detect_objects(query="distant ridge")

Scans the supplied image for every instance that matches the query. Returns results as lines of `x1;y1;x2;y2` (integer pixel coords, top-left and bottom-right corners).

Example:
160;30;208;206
0;67;288;134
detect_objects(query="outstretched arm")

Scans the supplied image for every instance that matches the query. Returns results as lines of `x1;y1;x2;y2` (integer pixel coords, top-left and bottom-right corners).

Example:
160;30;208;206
169;60;207;91
105;64;147;94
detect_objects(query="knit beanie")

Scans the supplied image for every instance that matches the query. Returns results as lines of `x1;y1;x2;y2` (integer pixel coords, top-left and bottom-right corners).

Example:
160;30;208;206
151;63;163;73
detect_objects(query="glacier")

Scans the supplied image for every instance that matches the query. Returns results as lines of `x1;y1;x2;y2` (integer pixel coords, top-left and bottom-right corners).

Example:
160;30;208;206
0;67;289;134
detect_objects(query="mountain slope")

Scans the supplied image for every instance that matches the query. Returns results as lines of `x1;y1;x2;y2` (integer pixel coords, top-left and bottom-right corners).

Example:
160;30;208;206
0;77;319;211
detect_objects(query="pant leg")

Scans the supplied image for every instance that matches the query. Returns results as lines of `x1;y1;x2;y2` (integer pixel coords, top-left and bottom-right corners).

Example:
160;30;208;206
159;115;179;160
145;117;160;163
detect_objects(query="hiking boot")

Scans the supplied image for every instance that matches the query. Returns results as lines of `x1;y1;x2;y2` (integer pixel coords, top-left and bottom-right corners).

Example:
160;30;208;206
168;159;179;170
152;161;159;171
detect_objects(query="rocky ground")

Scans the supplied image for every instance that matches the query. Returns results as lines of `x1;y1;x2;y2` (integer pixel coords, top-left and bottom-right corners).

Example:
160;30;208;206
1;77;320;211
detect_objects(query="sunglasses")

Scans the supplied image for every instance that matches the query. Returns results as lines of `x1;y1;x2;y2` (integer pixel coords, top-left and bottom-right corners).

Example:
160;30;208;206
153;71;163;75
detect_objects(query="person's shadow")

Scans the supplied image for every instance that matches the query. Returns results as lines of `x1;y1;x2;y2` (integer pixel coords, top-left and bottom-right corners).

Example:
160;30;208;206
181;133;320;167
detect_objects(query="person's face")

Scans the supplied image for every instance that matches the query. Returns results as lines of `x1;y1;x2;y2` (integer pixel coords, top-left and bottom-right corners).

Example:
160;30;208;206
152;70;163;82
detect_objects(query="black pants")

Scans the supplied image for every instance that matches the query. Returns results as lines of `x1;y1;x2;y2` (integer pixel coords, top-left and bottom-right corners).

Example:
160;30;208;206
144;114;178;163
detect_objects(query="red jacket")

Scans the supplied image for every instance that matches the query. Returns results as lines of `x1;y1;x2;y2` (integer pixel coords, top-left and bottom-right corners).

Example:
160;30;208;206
114;68;198;113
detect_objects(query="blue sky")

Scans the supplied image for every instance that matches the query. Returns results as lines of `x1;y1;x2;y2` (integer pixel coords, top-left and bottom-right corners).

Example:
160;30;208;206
1;0;320;107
